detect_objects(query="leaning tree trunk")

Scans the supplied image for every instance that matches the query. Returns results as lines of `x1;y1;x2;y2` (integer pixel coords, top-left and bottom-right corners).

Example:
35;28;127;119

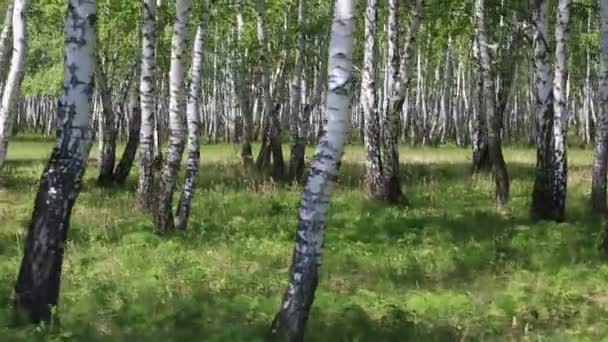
0;0;30;173
362;0;383;198
270;0;357;339
154;0;192;234
137;0;157;211
530;0;556;220
13;0;96;323
175;0;210;231
475;0;510;210
0;3;13;95
551;0;571;221
594;0;608;214
95;57;118;186
113;86;142;184
381;0;423;204
287;0;306;182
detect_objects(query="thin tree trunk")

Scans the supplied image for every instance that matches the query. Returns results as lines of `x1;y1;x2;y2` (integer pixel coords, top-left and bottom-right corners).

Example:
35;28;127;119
137;0;157;211
154;0;192;233
95;55;118;186
0;2;13;95
235;0;253;166
288;0;306;182
13;0;95;323
270;0;356;339
0;0;30;172
551;0;571;221
362;0;383;198
175;0;210;230
592;0;608;214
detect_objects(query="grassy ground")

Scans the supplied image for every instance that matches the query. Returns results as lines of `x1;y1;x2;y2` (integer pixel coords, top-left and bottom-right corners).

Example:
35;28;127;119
0;136;607;341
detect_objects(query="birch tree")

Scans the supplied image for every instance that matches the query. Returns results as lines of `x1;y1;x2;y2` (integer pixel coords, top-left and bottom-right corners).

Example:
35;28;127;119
288;0;306;182
474;0;510;209
592;0;608;213
154;0;192;233
95;54;117;186
379;0;423;203
254;0;285;179
137;0;157;211
270;0;357;338
176;0;210;230
551;0;571;221
235;0;253;166
530;0;556;220
362;0;383;197
0;2;13;95
0;0;30;172
13;0;96;323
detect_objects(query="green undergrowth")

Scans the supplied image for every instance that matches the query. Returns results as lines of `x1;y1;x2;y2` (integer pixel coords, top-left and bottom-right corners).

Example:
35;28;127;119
0;136;607;341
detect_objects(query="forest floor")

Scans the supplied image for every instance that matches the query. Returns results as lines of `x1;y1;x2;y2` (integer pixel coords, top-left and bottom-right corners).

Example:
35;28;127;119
0;136;607;341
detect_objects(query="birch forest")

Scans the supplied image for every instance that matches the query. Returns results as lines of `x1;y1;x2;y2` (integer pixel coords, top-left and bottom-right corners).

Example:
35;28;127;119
2;0;608;340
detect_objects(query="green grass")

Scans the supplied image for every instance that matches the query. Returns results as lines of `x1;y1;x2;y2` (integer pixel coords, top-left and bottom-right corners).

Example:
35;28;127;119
1;136;607;341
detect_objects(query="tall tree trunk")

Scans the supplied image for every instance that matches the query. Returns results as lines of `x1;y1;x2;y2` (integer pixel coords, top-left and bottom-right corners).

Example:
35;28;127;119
175;0;210;231
0;2;13;95
362;0;383;198
592;0;608;213
288;0;306;182
95;56;118;186
254;0;285;180
530;0;556;221
154;0;192;234
475;0;510;210
137;0;157;211
13;0;95;323
551;0;571;221
0;0;30;172
381;0;423;204
235;0;253;166
270;0;357;339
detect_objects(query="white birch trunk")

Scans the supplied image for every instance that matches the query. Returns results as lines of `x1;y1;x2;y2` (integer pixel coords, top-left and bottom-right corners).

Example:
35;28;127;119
155;0;192;233
271;0;357;338
0;0;30;172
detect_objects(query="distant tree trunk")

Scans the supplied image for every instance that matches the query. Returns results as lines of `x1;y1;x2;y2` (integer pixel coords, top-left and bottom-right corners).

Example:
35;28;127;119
592;0;608;213
113;87;142;184
175;0;210;231
95;56;118;186
13;0;96;323
235;0;253;166
0;0;30;172
270;0;357;339
154;0;192;233
530;0;556;221
254;0;285;179
287;0;306;182
550;0;571;221
362;0;383;198
137;0;157;211
471;39;491;173
475;0;510;210
0;3;13;95
381;0;423;204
